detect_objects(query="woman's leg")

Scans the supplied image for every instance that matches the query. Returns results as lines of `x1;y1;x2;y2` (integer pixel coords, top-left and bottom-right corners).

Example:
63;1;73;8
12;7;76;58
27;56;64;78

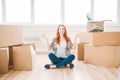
56;54;75;68
48;53;63;64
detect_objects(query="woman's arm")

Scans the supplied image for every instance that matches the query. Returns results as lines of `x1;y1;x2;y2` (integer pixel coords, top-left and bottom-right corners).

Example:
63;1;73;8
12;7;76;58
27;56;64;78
46;38;50;51
73;33;80;50
41;34;50;51
73;38;76;50
68;38;73;50
69;37;77;50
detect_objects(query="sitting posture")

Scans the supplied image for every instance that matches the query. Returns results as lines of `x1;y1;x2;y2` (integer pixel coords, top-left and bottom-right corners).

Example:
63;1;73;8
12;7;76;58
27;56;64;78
42;24;75;69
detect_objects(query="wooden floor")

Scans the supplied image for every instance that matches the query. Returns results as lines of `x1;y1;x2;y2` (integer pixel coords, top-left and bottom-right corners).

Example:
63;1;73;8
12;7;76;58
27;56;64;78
0;52;120;80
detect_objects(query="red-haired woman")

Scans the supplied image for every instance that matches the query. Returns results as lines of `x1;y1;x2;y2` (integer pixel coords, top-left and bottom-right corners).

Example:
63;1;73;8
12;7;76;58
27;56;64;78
42;24;75;69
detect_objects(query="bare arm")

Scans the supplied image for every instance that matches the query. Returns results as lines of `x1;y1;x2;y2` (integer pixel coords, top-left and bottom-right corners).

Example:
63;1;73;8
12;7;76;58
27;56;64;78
73;33;80;50
73;38;76;50
41;34;50;51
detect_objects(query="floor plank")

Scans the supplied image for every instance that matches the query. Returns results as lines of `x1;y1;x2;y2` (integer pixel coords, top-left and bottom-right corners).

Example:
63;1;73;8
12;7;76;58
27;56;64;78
0;52;120;80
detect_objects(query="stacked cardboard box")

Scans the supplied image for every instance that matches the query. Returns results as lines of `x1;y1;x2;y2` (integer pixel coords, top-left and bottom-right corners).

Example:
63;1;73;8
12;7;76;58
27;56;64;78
84;44;120;67
0;24;23;47
9;44;36;70
79;32;120;45
80;32;120;67
9;46;13;67
21;42;36;50
78;32;92;44
0;24;36;72
77;42;85;60
77;26;120;67
12;45;35;70
87;21;104;32
0;48;9;73
0;24;23;73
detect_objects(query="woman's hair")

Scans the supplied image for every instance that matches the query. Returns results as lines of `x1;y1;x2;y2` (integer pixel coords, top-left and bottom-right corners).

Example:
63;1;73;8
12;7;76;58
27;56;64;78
56;24;69;44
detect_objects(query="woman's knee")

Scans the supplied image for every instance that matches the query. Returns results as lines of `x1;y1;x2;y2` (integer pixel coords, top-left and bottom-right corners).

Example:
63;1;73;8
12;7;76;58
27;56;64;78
48;53;54;58
68;54;75;60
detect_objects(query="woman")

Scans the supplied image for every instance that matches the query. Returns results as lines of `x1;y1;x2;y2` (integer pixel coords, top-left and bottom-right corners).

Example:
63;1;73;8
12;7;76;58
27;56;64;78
42;24;75;69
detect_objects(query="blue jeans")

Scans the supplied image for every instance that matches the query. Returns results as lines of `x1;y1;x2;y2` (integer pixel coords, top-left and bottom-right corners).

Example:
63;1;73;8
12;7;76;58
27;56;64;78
48;53;75;68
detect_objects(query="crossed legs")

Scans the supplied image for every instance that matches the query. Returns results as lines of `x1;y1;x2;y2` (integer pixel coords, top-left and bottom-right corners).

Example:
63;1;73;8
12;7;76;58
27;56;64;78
45;53;75;69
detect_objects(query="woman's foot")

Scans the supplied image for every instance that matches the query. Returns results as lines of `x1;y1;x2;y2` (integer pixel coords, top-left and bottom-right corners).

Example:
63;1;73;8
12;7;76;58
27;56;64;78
44;64;56;69
66;63;74;68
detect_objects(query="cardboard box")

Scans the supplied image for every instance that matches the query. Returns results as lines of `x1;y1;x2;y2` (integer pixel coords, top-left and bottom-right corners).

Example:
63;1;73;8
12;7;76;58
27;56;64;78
77;42;85;60
8;43;36;69
0;48;9;73
92;32;120;45
79;32;120;46
12;45;35;70
84;44;120;67
21;42;36;51
87;21;104;32
79;33;92;44
9;46;13;68
0;24;23;47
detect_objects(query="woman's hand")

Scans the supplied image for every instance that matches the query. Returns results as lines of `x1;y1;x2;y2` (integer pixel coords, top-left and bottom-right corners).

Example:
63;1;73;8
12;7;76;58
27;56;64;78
73;33;80;50
74;33;80;40
41;34;48;41
41;34;50;51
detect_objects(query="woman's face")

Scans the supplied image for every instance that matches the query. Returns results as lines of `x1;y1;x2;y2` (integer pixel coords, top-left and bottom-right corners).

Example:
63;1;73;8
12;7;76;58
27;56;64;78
59;25;65;35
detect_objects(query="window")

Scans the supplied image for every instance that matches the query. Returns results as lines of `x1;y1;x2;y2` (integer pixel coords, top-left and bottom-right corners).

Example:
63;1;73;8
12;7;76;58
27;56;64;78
0;0;2;23
34;0;61;24
1;0;119;24
6;0;31;23
94;0;117;22
65;0;91;24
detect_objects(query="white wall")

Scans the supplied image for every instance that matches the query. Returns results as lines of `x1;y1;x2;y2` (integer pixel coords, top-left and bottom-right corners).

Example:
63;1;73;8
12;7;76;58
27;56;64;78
23;24;87;40
23;23;120;39
118;0;120;23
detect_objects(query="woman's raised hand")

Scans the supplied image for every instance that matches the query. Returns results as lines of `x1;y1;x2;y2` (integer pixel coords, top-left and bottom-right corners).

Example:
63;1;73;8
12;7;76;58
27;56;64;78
41;34;48;41
41;34;50;51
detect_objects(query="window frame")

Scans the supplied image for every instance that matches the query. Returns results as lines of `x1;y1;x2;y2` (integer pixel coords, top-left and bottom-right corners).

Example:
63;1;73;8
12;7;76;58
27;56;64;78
0;0;2;22
1;0;119;25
